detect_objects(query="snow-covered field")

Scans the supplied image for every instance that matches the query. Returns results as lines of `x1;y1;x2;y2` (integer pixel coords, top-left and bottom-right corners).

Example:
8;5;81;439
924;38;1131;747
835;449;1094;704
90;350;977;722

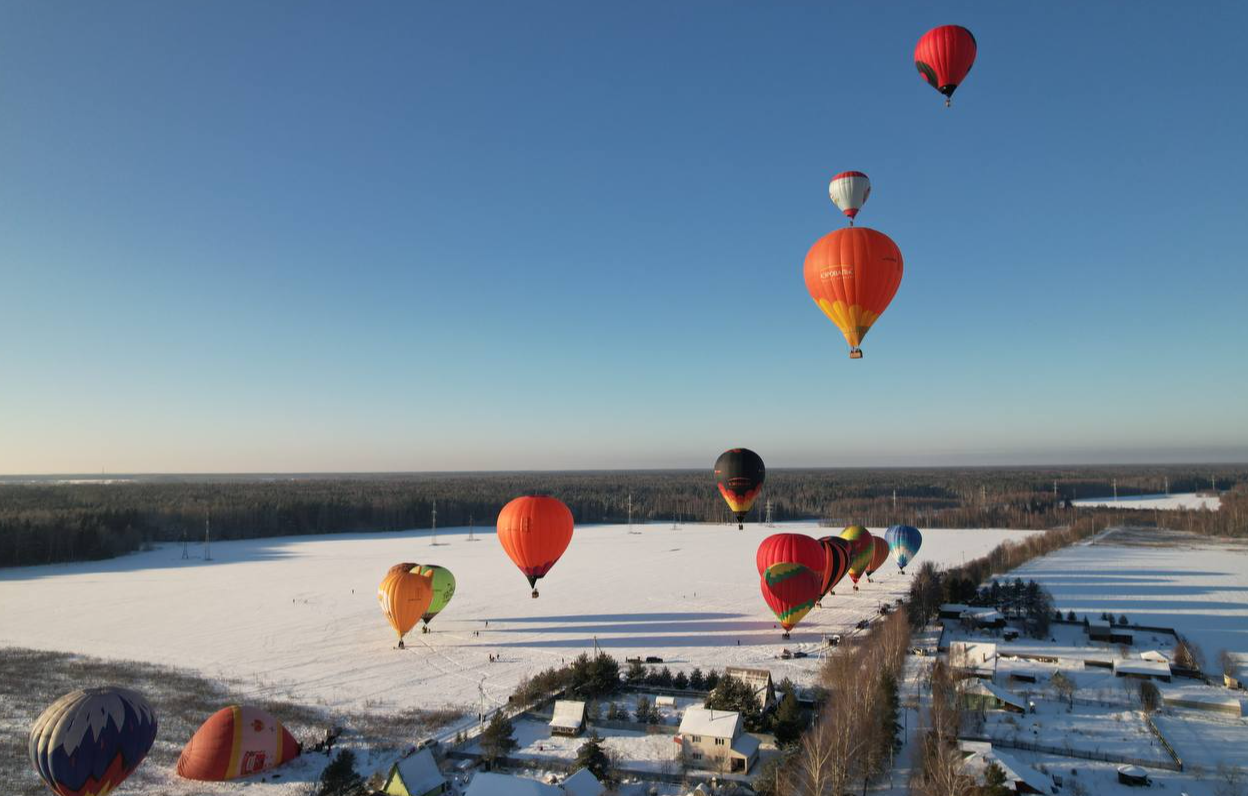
0;522;1037;716
1009;528;1248;675
1071;492;1221;511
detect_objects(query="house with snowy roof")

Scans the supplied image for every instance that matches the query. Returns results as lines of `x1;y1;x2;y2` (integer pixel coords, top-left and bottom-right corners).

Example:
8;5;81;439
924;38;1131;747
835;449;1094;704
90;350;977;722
961;681;1027;714
381;747;448;796
960;741;1051;794
676;707;759;774
549;700;586;737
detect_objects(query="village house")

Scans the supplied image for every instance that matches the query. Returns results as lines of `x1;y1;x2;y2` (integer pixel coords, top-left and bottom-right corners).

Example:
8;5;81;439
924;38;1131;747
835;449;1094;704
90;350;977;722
549;700;586;737
1113;659;1172;683
676;707;759;774
381;747;448;796
961;680;1027;714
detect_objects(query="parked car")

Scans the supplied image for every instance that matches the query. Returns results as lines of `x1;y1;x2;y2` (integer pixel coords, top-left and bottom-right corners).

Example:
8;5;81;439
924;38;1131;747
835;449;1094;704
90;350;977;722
856;619;871;630
645;656;664;664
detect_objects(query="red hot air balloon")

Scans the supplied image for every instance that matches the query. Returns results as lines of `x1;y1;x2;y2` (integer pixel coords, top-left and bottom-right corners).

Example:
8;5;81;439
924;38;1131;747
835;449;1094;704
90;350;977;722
177;706;300;781
497;496;574;598
914;25;977;107
760;562;821;637
756;533;826;578
816;536;852;600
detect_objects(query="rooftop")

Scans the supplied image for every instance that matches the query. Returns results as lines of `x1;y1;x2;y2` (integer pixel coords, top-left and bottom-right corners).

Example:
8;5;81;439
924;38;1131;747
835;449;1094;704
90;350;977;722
390;748;446;796
679;707;741;739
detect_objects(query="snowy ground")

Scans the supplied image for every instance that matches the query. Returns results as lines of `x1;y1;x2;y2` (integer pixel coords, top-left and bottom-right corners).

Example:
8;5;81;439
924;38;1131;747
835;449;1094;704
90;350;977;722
1008;527;1248;676
1071;491;1221;510
0;522;1038;717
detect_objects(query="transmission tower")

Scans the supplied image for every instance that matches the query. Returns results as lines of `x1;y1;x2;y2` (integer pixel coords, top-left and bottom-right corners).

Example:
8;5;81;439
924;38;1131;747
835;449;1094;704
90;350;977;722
203;515;212;561
431;500;445;546
467;515;478;542
764;500;775;527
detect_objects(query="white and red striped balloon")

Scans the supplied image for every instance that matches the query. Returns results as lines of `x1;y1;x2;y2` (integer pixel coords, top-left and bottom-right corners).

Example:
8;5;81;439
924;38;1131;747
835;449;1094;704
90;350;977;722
828;171;871;225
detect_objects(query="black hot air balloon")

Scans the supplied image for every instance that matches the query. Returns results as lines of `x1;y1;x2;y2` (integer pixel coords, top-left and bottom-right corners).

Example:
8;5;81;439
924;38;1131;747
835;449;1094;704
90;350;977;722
714;448;765;529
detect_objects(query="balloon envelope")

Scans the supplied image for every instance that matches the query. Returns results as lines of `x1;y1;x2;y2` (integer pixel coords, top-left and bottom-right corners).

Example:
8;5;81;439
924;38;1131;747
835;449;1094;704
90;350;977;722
29;687;157;796
756;533;826;578
497;496;574;591
177;705;300;781
839;525;874;584
829;171;871;223
413;564;456;624
761;562;821;632
816;536;852;597
803;227;904;358
866;536;890;577
378;567;433;641
714;448;765;527
915;25;977;103
885;525;922;571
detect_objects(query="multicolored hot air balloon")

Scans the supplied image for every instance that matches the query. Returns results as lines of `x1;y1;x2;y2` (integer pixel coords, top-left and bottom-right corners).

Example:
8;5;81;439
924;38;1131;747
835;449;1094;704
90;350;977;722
761;562;821;636
804;226;904;359
378;567;433;647
177;706;300;781
829;171;871;225
497;495;574;598
414;564;456;626
816;536;852;600
884;525;922;573
839;525;874;590
386;562;419;576
29;687;158;796
714;448;765;529
915;25;977;107
756;533;826;578
866;536;890;581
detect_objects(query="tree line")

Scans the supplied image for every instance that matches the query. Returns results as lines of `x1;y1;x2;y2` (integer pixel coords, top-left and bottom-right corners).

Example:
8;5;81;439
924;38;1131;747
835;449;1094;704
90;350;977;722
1;464;1244;567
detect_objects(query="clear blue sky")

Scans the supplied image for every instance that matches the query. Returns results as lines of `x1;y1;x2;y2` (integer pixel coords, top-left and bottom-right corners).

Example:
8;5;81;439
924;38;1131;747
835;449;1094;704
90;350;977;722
2;2;1246;473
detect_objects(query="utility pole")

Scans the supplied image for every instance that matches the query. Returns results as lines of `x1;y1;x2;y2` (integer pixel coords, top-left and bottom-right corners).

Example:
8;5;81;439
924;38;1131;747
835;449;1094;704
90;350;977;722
203;515;212;561
431;500;441;546
467;515;477;542
1113;479;1118;503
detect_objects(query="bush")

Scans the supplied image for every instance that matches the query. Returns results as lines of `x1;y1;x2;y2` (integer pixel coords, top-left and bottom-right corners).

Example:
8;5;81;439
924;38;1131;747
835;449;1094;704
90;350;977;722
318;749;365;796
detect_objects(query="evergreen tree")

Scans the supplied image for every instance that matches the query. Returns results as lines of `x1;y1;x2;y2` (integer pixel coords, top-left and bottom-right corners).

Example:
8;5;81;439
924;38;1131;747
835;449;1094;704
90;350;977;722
688;668;706;690
634;696;654;724
480;712;518;767
605;702;625;721
974;761;1013;796
657;666;674;687
318;749;365;796
772;690;804;746
625;659;646;684
672;670;689;690
703;669;720;690
574;732;612;784
1066;609;1077;621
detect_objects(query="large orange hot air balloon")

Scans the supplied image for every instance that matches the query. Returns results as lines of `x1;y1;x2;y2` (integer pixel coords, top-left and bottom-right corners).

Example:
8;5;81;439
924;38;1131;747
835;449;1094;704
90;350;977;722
804;227;904;359
866;536;890;582
378;567;433;648
497;496;574;598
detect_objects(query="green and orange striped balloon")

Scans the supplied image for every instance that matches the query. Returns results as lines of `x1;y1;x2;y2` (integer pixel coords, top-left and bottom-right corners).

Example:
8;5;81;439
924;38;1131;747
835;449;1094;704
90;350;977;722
760;562;821;632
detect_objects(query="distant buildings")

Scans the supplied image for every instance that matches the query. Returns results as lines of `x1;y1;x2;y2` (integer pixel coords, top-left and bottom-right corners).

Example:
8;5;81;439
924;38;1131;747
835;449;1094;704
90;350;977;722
723;666;776;709
949;641;998;679
465;770;604;796
676;707;759;773
1113;659;1172;683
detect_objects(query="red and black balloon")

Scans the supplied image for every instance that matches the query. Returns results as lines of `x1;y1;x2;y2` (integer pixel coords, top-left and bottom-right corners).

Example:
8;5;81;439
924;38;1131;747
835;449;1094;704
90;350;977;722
914;25;977;106
714;448;765;529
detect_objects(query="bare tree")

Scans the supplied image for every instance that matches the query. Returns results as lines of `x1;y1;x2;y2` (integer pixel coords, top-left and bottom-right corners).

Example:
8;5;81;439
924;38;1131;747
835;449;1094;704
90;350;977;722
1174;634;1206;672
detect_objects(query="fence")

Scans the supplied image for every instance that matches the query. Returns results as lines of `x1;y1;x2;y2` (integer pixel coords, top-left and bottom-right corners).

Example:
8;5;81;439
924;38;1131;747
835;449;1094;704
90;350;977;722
1143;713;1184;771
958;733;1180;772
